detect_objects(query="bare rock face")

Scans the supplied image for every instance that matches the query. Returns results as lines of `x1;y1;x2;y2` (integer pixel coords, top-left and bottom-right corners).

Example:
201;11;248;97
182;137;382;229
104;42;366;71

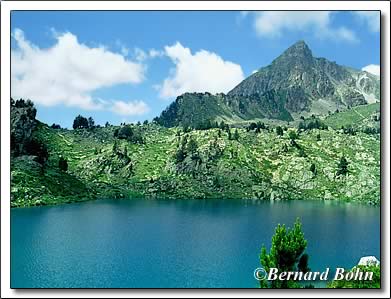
11;98;37;156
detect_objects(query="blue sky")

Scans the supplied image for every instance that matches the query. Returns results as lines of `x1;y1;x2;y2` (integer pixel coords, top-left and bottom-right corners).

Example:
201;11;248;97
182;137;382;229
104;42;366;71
11;11;380;128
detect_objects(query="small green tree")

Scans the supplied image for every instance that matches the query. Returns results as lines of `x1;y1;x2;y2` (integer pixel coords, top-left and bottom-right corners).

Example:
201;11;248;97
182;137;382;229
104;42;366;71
336;156;349;177
58;156;68;172
288;130;298;141
124;145;128;157
187;138;198;154
276;126;284;136
260;218;308;288
112;140;118;153
228;129;233;140
298;148;306;157
219;121;226;130
72;115;89;129
233;129;240;141
87;117;95;128
51;123;61;129
310;163;317;176
117;125;134;140
175;147;186;163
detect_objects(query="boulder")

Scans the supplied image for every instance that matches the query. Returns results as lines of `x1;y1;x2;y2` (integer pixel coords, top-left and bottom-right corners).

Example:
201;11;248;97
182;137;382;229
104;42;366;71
358;256;380;266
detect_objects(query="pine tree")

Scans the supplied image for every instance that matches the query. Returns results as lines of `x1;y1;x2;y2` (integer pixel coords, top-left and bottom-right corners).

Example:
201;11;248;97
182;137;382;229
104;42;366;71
336;156;349;177
276;126;284;136
88;117;95;128
233;129;240;141
310;163;316;175
260;218;308;288
58;156;68;172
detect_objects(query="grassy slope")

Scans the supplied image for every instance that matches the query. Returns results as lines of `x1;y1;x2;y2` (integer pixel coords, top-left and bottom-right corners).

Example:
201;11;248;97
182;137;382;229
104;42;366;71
323;103;380;129
11;109;380;207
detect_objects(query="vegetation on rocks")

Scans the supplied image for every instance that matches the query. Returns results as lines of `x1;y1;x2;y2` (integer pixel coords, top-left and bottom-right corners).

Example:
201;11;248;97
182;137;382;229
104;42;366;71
11;99;380;207
327;265;380;288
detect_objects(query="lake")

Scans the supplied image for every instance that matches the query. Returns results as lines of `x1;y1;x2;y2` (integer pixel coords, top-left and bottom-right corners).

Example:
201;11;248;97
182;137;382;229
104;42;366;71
11;199;380;288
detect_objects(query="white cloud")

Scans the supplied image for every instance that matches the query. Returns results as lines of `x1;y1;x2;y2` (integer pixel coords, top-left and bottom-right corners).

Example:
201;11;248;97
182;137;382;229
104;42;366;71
110;100;150;116
354;11;380;32
11;28;146;111
248;12;358;43
362;64;380;76
120;46;130;56
134;47;147;62
149;48;164;58
332;26;358;43
159;42;244;99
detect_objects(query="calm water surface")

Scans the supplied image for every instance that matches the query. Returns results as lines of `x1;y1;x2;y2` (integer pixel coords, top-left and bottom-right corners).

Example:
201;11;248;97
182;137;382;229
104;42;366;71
11;199;380;288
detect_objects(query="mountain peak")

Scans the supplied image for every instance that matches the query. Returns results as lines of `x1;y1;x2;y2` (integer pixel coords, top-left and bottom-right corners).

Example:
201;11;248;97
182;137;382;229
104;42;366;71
157;40;380;127
287;40;312;54
274;40;313;62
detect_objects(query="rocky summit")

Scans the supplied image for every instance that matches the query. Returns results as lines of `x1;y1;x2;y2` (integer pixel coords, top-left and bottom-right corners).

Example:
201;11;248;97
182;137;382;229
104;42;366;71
157;41;380;128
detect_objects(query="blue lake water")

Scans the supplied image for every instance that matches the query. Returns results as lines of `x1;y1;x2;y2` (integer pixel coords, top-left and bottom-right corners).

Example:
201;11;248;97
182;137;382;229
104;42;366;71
11;199;380;288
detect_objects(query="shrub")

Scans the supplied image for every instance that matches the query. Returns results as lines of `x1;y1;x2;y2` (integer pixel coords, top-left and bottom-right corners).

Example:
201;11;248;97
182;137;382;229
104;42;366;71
336;156;349;177
187;138;198;154
175;147;186;163
298;119;328;131
51;123;61;129
25;138;49;165
116;125;144;144
233;129;240;141
58;156;68;172
276;126;284;136
288;130;299;141
310;163;316;175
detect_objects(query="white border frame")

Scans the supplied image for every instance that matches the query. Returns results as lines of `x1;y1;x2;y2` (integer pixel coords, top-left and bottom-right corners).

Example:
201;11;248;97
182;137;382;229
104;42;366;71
1;1;390;298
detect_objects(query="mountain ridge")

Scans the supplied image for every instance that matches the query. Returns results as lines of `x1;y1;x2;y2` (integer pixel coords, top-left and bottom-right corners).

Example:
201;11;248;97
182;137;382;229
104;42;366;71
157;40;380;128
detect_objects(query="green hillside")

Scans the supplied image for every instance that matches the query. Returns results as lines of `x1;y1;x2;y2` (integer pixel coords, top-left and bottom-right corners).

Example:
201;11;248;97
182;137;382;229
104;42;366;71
324;102;380;130
11;118;380;207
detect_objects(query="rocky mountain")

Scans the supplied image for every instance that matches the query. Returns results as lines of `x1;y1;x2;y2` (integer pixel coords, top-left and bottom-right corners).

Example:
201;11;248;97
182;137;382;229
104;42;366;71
157;40;380;128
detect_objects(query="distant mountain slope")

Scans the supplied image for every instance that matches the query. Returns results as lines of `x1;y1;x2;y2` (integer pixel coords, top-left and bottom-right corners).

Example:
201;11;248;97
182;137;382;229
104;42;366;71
228;40;380;115
157;40;380;128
